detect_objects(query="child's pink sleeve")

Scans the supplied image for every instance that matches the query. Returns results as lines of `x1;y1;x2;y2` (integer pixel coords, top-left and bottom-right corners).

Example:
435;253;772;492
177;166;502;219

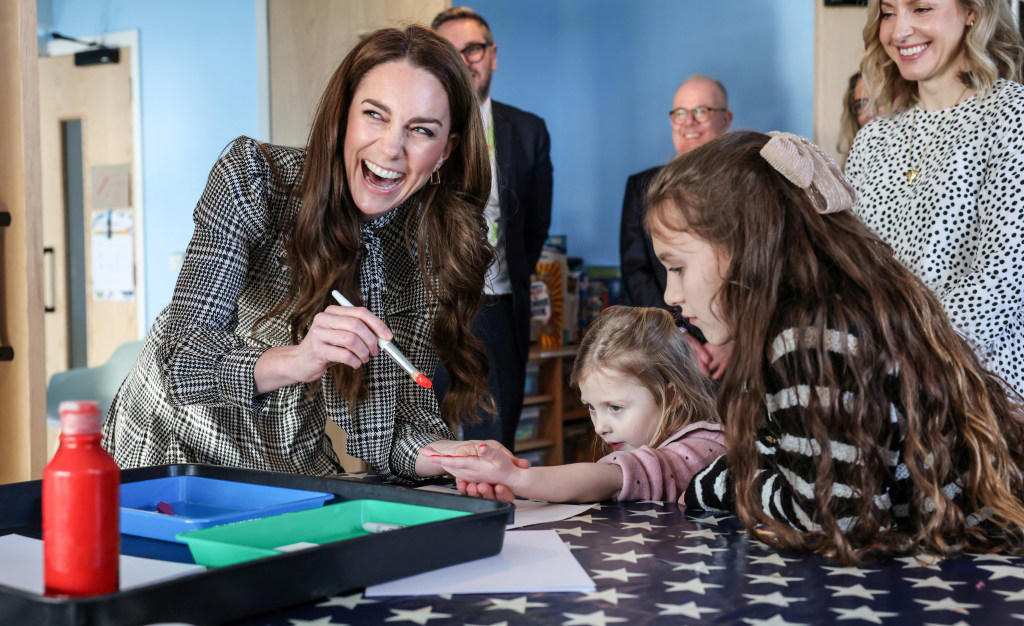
597;424;726;503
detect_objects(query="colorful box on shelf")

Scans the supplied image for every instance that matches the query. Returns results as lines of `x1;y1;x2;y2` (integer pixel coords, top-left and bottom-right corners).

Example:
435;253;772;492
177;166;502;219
515;406;542;442
120;476;333;542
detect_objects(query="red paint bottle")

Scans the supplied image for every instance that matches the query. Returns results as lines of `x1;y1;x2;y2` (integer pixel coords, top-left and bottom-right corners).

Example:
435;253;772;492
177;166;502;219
43;400;120;596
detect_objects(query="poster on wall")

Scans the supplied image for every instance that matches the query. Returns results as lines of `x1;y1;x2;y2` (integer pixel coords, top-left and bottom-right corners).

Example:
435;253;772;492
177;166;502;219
90;209;135;301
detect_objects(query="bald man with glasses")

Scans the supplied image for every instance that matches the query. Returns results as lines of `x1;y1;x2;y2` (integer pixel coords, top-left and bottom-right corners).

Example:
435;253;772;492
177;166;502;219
619;75;733;378
432;7;553;449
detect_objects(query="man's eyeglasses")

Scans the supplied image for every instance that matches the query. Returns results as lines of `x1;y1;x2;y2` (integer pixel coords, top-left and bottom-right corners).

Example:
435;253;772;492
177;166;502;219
668;106;728;125
458;41;493;63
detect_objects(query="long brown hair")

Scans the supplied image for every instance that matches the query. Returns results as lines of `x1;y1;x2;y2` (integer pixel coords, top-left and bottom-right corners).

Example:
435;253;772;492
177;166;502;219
861;0;1024;113
646;130;1024;563
570;306;718;457
268;26;494;426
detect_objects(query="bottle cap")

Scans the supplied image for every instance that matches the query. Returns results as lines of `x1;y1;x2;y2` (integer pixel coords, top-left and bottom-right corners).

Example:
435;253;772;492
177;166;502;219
58;400;103;434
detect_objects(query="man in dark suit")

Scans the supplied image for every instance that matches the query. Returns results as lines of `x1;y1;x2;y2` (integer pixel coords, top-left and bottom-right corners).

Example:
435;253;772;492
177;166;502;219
433;7;553;449
620;75;733;378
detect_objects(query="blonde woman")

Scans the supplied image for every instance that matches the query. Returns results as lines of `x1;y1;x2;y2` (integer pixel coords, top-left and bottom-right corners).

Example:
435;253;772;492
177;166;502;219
846;0;1024;394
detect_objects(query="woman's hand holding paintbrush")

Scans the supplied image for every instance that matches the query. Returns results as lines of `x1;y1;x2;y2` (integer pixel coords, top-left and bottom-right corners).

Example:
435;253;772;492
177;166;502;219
252;294;398;394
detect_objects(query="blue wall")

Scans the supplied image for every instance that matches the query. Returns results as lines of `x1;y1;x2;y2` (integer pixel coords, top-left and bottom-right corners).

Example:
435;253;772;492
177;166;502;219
39;0;264;328
474;0;815;266
39;0;814;326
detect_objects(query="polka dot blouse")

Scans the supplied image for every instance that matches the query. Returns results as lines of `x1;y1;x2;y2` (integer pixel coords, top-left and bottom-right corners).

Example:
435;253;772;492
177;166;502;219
846;78;1024;395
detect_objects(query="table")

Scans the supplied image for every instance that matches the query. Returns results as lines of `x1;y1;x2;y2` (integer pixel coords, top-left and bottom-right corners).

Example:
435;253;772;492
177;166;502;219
246;499;1024;625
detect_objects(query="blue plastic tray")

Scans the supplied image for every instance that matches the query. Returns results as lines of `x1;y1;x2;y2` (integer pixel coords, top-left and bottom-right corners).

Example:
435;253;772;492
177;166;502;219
119;476;333;542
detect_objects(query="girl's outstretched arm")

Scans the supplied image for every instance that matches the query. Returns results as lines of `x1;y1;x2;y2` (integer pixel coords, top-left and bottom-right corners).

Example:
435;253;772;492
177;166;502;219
438;444;623;503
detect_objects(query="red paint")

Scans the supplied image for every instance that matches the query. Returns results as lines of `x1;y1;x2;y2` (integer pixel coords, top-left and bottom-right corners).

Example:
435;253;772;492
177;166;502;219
43;401;120;596
415;372;432;389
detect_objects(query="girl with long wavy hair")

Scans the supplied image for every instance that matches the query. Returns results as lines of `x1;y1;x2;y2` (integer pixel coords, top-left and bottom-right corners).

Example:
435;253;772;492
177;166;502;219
650;130;1024;564
433;306;723;503
847;0;1024;394
103;26;498;481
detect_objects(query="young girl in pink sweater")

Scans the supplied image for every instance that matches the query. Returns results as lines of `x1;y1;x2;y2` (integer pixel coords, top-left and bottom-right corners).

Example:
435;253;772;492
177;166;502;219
435;306;724;503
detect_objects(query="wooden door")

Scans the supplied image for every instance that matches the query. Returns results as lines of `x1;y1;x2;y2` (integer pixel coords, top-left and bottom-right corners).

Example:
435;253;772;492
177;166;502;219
38;47;136;382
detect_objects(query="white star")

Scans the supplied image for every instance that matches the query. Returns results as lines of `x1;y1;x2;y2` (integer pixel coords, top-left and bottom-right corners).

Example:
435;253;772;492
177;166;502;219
385;606;452;625
288;618;346;626
316;592;376;609
830;605;899;623
676;544;726;557
654;601;718;618
745;573;804;587
922;621;971;626
663;577;723;595
563;540;587;550
568;514;599;524
556;527;599;537
561;609;628;625
742;591;806;607
745;539;775;551
741;614;809;626
576;587;639;605
635;499;666;505
822;565;874;578
995;588;1024;601
1013;615;1024;621
681;528;720;540
485;596;548;614
904;576;965;591
465;623;508;626
591;567;646;582
979;565;1024;581
896;554;944;570
666;560;725;575
969;553;1019;563
619;521;662;531
601;549;651;564
824;584;889;600
627;509;672;518
688;513;730;525
611;533;656;545
914;597;981;614
748;553;798;567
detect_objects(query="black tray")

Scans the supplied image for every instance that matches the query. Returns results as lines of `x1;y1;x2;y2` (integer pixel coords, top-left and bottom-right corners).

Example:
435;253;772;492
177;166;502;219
0;464;511;625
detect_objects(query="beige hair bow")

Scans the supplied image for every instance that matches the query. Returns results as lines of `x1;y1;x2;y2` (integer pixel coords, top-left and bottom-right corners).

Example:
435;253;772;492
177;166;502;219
759;131;856;215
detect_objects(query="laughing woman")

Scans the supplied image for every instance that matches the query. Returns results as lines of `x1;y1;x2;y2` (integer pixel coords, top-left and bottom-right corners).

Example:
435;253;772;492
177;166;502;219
846;0;1024;394
103;26;497;480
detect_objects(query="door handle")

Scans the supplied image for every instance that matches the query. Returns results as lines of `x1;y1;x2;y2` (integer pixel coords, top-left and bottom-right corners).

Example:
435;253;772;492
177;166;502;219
1;211;13;361
43;246;56;313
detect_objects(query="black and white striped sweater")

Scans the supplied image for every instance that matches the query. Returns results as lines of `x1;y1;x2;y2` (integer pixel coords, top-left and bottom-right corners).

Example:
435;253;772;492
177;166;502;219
684;327;984;533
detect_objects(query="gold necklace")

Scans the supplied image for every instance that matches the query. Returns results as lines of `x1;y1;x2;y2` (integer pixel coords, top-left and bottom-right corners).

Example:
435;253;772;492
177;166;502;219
904;85;970;184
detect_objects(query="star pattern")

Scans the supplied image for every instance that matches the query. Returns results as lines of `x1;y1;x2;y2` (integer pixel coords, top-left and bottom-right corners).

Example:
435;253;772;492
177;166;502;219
256;501;1024;626
663;577;723;595
485;596;547;614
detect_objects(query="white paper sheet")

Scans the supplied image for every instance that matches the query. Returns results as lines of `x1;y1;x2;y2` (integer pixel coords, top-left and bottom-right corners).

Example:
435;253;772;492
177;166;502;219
416;484;596;528
0;534;205;595
365;530;594;596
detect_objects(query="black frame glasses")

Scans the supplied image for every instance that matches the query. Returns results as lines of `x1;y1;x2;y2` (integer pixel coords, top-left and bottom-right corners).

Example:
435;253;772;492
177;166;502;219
668;106;727;124
458;41;493;63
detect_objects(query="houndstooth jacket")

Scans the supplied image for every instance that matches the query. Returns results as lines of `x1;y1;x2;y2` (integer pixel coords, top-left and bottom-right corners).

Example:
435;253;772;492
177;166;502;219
102;137;454;480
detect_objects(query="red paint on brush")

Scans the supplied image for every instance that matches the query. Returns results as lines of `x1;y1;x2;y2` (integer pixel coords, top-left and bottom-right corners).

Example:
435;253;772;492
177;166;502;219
415;372;432;389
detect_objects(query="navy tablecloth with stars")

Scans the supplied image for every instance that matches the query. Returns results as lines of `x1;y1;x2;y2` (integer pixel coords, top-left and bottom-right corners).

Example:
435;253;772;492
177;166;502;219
243;500;1024;625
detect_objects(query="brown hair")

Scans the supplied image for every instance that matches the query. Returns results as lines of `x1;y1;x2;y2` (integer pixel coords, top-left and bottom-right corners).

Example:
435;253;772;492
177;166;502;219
646;130;1024;563
570;306;718;456
837;72;863;165
861;0;1024;113
267;26;494;426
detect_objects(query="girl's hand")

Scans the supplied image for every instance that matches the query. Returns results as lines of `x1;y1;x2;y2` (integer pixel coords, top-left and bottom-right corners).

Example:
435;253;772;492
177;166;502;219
439;444;524;498
419;440;528;502
706;341;734;380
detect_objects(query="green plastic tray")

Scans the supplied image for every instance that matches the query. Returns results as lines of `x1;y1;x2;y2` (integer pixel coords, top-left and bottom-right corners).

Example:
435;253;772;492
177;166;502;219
176;499;470;567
